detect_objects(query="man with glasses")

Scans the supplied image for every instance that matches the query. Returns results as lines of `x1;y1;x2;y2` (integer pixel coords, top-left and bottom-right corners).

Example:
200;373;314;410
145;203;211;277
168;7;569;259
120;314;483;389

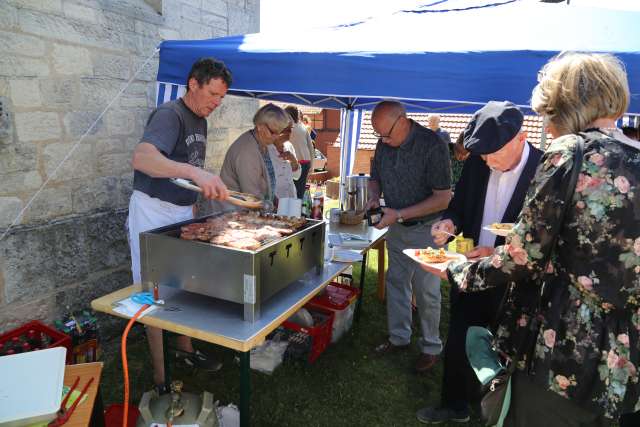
366;101;452;373
220;103;292;203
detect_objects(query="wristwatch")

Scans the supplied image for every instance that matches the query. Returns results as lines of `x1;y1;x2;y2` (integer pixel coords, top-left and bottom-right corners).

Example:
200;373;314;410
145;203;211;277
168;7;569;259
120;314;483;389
396;210;404;223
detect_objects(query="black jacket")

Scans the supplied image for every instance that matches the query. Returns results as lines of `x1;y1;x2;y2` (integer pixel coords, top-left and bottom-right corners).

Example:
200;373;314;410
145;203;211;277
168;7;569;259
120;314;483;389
442;142;543;246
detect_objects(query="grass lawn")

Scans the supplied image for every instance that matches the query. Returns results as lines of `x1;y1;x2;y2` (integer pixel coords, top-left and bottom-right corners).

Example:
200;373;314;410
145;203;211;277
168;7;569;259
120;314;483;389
100;249;484;427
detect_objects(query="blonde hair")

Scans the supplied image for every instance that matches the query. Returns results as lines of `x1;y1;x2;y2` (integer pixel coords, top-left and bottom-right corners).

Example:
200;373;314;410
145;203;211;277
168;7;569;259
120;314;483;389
531;52;629;136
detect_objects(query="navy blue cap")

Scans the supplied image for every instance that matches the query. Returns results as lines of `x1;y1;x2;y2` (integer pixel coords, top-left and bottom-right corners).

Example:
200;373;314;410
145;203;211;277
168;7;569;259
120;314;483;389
463;101;524;155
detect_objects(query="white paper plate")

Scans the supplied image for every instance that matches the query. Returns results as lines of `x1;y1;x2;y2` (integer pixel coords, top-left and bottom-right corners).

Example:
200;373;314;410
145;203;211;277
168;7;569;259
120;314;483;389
482;223;515;237
403;248;467;271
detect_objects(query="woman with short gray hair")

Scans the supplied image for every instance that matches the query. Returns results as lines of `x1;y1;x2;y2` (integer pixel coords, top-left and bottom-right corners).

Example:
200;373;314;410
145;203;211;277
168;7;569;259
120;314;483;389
220;103;292;204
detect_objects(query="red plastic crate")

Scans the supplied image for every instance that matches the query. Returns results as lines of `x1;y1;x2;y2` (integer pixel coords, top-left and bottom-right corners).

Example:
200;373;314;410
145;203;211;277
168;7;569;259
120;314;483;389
0;320;73;363
311;282;361;310
308;282;360;343
282;305;334;363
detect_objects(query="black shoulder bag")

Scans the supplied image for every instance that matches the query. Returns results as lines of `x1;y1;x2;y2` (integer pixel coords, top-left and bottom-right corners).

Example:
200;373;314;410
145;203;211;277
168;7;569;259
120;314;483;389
479;135;585;426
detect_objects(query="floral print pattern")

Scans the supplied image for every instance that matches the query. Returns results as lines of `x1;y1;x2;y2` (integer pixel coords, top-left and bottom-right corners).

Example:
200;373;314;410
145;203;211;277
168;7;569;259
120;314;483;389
447;130;640;419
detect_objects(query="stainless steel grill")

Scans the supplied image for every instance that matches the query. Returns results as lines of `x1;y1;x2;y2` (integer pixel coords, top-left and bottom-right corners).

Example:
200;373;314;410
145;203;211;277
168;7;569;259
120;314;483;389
140;214;326;322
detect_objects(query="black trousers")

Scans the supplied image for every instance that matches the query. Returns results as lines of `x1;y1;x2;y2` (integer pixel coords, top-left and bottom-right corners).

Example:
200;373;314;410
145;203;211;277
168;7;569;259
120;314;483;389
441;283;507;411
294;162;312;199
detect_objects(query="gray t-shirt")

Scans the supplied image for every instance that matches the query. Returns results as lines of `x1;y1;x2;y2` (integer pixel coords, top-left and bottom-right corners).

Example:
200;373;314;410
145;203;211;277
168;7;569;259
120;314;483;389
133;98;207;206
371;120;451;220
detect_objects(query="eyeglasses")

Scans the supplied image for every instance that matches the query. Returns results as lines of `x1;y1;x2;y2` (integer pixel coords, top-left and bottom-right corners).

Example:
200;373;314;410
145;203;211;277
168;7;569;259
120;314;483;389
265;124;288;137
373;115;401;139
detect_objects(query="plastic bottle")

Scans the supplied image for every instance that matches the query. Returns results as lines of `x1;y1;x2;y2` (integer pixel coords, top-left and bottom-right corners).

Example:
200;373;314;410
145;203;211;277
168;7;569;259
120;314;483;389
311;190;324;220
302;185;312;217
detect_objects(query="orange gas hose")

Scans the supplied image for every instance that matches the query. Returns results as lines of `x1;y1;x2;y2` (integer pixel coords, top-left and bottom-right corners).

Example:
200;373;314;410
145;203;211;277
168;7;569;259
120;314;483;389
121;304;149;427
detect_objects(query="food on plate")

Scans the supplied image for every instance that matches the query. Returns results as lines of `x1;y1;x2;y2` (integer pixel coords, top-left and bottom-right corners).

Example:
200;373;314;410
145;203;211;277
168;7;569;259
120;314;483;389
490;223;514;230
414;247;453;264
179;211;306;250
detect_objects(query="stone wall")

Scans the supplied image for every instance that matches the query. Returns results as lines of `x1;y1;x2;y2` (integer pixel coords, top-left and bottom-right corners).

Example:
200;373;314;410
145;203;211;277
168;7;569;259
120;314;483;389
0;0;260;336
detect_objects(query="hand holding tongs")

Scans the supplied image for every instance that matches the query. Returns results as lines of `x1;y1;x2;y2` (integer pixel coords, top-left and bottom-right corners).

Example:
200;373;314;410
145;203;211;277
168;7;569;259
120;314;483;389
49;376;94;426
170;178;266;210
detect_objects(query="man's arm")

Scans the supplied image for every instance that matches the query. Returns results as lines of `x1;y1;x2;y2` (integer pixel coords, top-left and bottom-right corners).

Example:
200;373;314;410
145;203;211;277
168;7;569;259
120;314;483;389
378;188;452;229
132;142;227;200
397;188;452;220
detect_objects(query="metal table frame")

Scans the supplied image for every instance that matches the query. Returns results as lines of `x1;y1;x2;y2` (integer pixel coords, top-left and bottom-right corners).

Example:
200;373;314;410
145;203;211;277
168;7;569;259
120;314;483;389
91;225;386;426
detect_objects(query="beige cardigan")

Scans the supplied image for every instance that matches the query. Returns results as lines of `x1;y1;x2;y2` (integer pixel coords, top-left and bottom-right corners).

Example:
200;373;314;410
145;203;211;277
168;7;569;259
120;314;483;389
220;130;273;201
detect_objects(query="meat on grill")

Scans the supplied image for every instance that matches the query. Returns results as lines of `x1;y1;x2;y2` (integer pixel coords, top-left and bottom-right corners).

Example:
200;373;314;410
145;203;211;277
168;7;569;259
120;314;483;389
179;212;306;250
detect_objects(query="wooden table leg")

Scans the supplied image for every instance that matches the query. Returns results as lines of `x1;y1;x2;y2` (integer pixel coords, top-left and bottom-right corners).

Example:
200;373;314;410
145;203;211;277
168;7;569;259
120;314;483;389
375;239;386;301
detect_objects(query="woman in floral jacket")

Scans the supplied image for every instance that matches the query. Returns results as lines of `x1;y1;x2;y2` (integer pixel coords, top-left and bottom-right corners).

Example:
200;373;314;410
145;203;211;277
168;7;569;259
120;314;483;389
425;53;640;425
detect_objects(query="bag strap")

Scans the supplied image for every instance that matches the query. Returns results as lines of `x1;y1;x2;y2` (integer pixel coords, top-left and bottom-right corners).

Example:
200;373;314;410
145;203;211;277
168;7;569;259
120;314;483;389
489;135;585;334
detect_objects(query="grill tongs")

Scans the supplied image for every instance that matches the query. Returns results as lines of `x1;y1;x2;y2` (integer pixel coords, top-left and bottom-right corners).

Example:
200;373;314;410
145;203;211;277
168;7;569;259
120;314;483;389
170;178;265;210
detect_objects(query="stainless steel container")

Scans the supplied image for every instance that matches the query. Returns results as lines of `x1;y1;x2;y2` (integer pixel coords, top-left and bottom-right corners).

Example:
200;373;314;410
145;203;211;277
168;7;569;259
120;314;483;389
140;214;326;322
343;174;369;213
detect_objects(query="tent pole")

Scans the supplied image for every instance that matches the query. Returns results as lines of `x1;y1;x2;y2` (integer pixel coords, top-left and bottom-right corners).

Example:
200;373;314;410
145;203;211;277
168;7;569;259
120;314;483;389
338;107;353;207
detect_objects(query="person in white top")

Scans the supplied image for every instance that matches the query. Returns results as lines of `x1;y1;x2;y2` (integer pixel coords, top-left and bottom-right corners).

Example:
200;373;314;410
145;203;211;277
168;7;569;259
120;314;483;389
285;105;315;198
267;128;301;199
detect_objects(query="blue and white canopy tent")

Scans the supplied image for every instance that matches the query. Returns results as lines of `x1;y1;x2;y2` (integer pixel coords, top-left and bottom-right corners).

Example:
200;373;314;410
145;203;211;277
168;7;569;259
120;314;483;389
155;0;640;200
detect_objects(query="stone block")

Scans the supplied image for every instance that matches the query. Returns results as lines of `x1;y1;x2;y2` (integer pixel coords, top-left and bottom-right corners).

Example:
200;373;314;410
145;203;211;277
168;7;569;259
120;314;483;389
94;137;125;156
119;81;151;108
63;2;98;23
19;9;135;52
207;127;229;142
0;170;42;194
54;269;131;324
202;13;227;31
43;142;94;180
97;152;131;175
14;0;62;13
180;20;214;40
0;30;46;57
99;10;135;33
118;174;133;207
93;53;131;80
97;0;164;26
3;202;80;303
0;196;22;228
9;79;42;108
0;141;37;174
228;6;258;36
0;2;18;30
181;3;202;23
105;110;136;136
0;55;49;77
159;27;180;40
132;56;158;82
39;78;75;107
84;210;130;271
210;96;257;128
0;297;59;335
134;35;160;56
134;19;158;37
15;111;61;142
211;26;227;39
64;110;107;138
202;0;228;17
52;43;93;76
71;176;120;212
76;78;121;110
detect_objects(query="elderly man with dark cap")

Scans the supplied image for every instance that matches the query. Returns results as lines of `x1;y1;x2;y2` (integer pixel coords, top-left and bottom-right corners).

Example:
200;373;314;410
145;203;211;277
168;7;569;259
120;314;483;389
416;101;543;424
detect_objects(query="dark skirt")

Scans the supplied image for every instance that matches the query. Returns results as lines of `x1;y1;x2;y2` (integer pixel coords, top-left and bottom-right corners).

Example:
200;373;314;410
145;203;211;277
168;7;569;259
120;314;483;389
505;372;609;427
